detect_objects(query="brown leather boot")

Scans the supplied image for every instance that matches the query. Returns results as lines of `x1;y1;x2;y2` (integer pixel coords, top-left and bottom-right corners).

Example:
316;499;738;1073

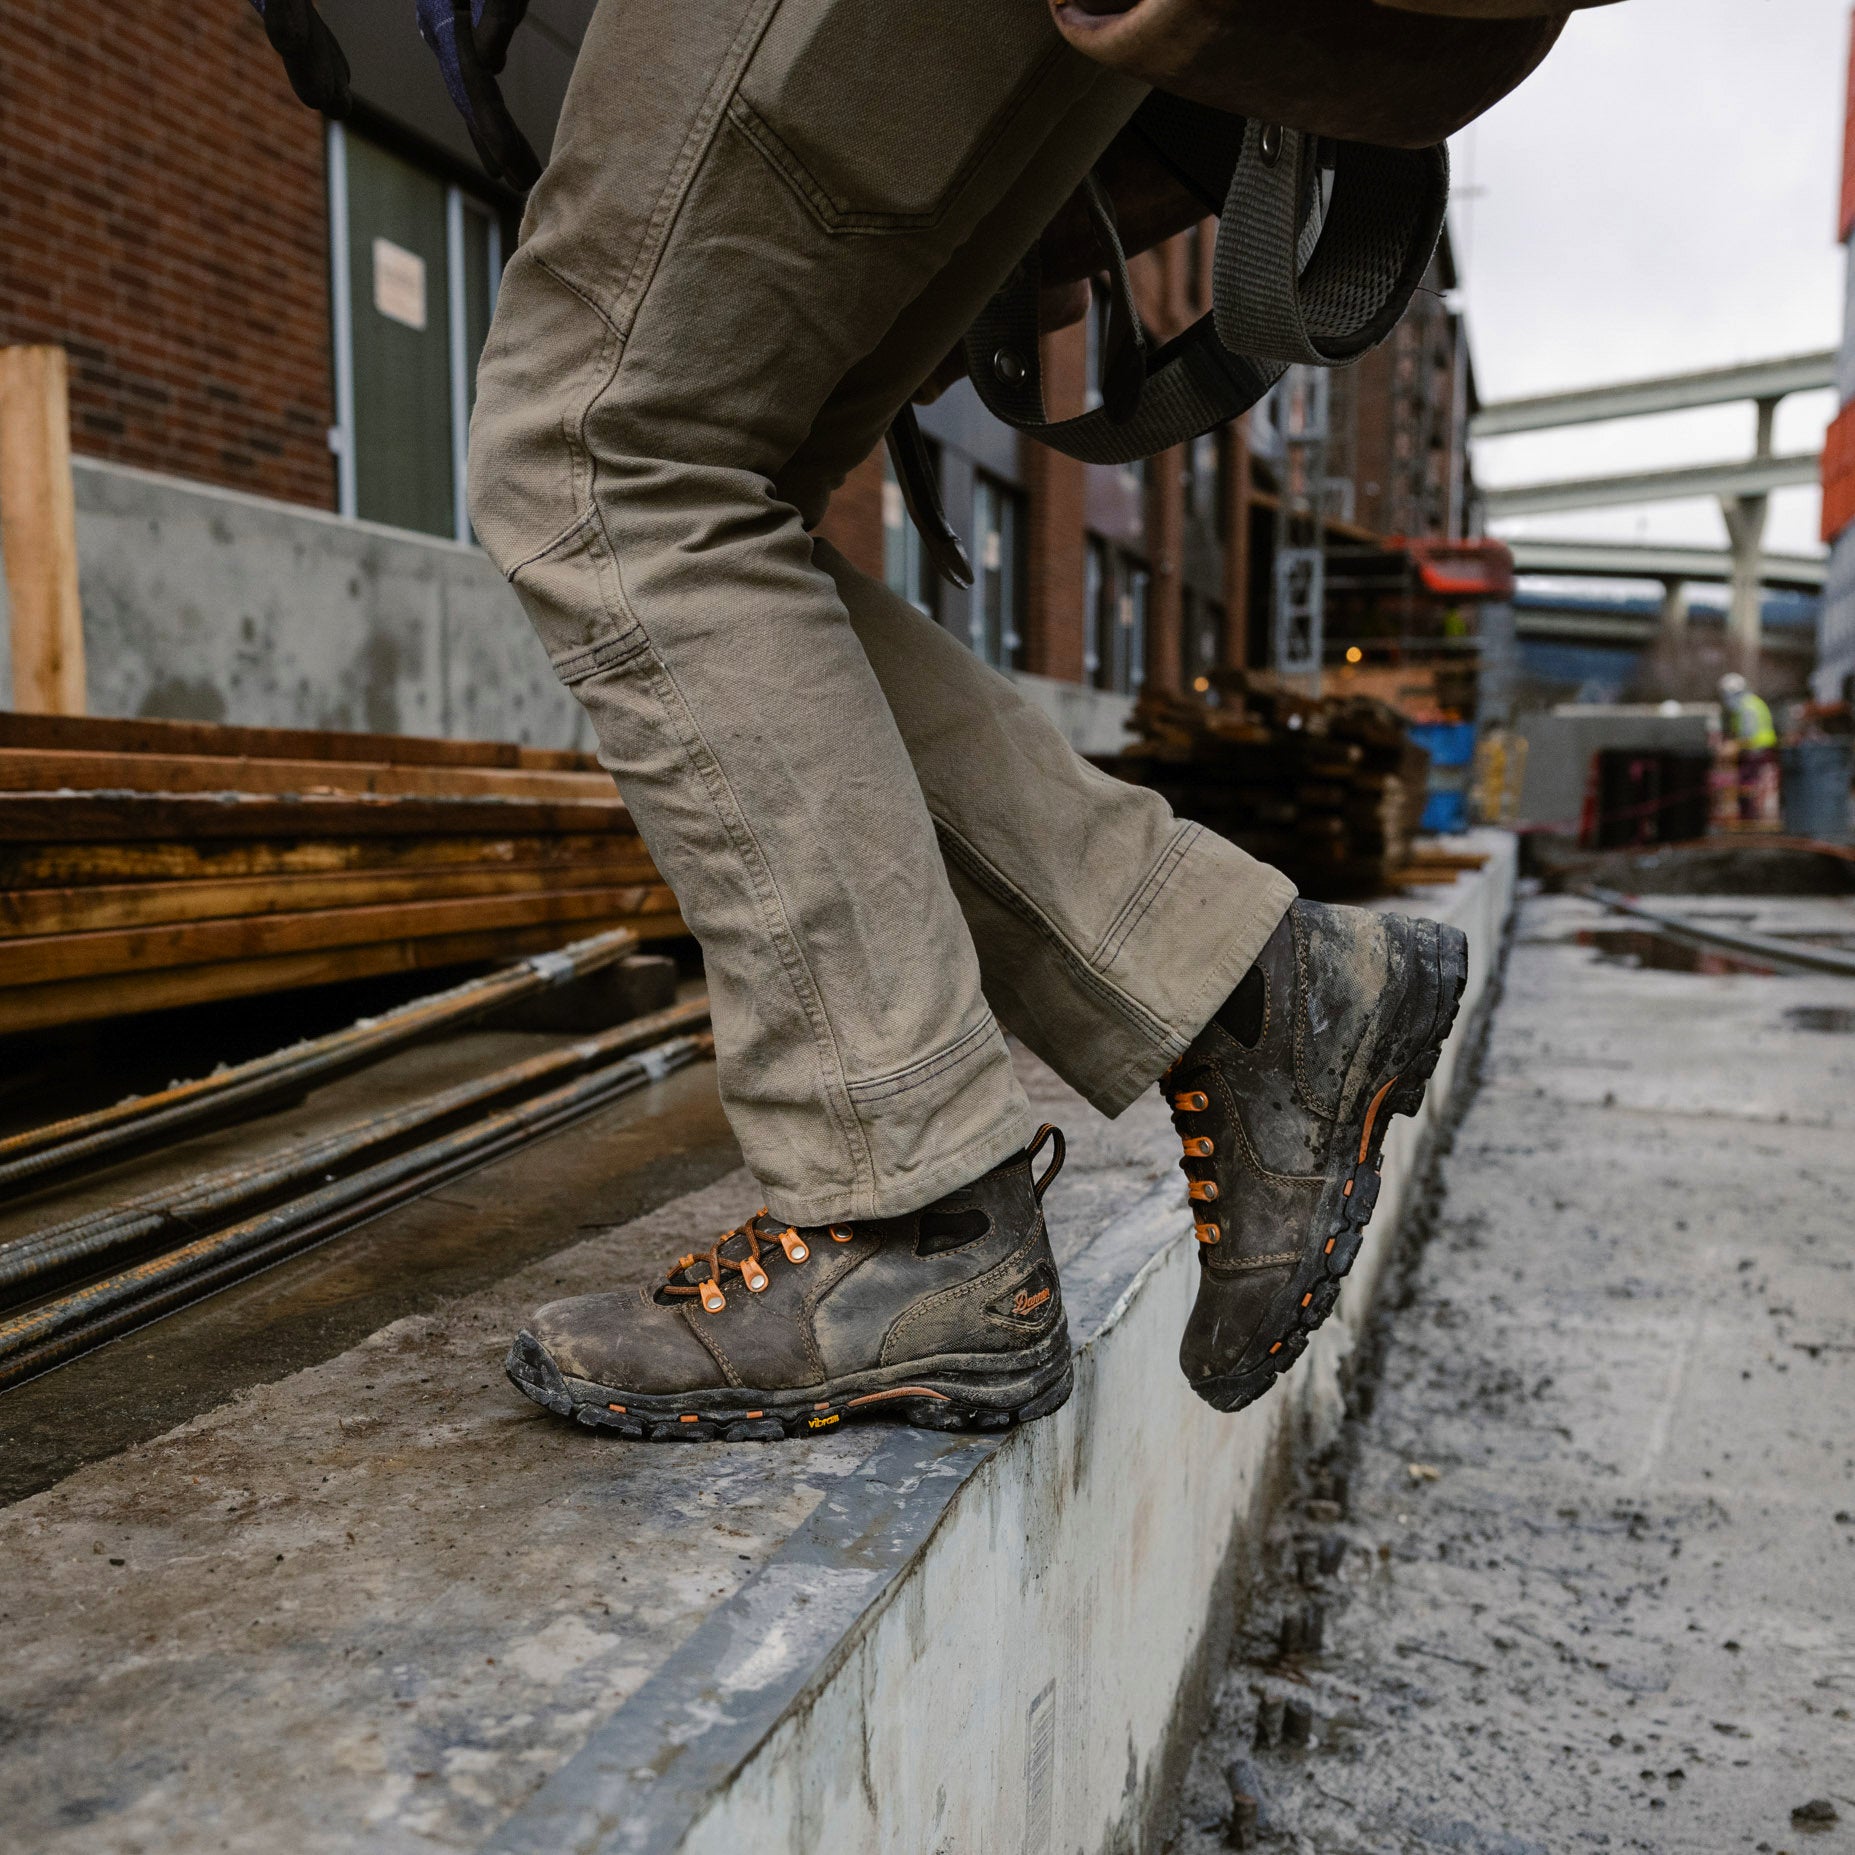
505;1128;1072;1441
1168;900;1468;1413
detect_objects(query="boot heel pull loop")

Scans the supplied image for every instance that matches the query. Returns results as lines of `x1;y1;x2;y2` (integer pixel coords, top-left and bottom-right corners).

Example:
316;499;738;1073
1028;1124;1066;1204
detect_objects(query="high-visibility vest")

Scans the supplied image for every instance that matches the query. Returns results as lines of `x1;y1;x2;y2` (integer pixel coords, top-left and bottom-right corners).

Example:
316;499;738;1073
1732;694;1777;749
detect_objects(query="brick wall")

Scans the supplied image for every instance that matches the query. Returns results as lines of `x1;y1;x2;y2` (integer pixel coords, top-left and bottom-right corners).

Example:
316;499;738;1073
0;1;336;508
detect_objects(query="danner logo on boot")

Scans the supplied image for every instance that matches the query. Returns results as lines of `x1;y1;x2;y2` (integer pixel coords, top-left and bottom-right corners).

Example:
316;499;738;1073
992;1266;1058;1325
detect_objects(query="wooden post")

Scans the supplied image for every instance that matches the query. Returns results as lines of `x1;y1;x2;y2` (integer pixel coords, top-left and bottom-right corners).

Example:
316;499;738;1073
0;346;87;715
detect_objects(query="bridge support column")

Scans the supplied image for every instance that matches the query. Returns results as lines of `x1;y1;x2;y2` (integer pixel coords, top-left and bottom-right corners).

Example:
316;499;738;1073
1721;397;1778;676
1659;577;1690;637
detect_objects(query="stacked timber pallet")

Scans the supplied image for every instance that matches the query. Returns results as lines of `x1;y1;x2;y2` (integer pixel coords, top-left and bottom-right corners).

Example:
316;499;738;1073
1098;672;1434;899
0;713;681;1035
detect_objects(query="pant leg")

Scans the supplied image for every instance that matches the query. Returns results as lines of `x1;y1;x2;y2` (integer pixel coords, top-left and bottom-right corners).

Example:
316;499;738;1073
815;543;1297;1116
469;0;1140;1223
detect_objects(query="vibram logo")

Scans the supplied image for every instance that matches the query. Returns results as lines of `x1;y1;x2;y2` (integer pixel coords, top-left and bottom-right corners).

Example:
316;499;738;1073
806;1413;840;1430
1012;1286;1052;1317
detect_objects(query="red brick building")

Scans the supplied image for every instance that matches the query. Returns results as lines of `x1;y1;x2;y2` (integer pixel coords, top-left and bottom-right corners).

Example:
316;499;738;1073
0;1;1479;719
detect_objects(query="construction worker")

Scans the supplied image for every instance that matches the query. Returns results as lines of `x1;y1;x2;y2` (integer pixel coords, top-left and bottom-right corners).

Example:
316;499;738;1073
256;0;1613;1443
1720;671;1781;827
1720;672;1778;750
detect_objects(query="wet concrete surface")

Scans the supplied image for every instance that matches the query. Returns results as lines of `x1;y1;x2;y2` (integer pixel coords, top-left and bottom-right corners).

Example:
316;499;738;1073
1167;892;1855;1854
0;1044;1178;1853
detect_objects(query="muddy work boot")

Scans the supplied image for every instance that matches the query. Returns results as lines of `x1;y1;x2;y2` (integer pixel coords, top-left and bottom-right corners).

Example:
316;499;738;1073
1168;901;1468;1413
505;1129;1072;1441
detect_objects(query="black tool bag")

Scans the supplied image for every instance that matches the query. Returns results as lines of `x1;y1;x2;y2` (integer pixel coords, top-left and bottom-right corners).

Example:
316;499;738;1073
887;95;1449;589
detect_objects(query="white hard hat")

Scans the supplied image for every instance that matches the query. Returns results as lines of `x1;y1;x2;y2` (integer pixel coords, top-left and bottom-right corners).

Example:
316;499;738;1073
1718;672;1747;700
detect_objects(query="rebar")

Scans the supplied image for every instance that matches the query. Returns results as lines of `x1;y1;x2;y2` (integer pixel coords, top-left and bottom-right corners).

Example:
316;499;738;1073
1579;885;1855;978
0;1028;715;1390
0;926;646;1195
0;995;711;1303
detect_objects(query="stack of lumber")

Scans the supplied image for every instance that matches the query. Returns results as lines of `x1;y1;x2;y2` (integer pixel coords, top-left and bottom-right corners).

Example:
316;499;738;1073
1097;672;1434;900
0;713;682;1035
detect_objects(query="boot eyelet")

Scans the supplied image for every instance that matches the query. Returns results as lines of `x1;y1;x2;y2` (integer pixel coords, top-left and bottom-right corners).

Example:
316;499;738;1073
1173;1091;1209;1113
698;1281;727;1314
1189;1180;1220;1204
829;1224;855;1245
777;1229;810;1264
1194;1221;1222;1246
1182;1136;1215;1159
743;1266;770;1293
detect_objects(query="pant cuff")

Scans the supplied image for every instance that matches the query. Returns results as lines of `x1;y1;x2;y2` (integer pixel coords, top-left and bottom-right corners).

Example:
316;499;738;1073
1072;827;1297;1119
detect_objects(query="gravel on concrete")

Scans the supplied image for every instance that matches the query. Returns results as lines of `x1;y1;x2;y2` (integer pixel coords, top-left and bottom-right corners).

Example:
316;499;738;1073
1167;891;1855;1855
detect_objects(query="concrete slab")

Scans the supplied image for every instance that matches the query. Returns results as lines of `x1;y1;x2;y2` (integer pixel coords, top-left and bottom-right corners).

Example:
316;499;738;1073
0;841;1516;1853
1168;888;1855;1855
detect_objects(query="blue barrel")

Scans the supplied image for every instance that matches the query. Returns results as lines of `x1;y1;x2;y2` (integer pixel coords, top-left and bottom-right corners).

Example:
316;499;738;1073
1780;739;1854;841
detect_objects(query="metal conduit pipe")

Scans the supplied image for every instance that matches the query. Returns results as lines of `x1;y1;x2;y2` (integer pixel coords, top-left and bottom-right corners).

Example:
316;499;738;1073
1577;886;1855;979
0;995;712;1303
0;926;647;1196
0;1029;716;1391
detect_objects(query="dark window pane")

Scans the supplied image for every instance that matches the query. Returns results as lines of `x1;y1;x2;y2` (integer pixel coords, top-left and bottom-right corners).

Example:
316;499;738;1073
344;134;454;538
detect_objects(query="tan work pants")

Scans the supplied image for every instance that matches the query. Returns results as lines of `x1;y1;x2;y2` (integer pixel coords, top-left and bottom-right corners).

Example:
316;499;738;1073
469;0;1296;1223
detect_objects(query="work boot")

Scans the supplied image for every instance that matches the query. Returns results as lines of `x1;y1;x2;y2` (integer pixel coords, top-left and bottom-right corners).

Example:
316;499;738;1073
1167;901;1468;1413
505;1128;1072;1441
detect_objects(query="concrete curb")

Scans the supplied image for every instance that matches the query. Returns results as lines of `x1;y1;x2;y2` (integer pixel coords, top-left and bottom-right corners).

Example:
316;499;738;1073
487;837;1518;1855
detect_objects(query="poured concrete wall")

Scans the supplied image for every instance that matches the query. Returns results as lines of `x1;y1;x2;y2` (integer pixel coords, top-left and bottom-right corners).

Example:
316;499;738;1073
491;842;1517;1855
0;457;1133;758
0;457;592;748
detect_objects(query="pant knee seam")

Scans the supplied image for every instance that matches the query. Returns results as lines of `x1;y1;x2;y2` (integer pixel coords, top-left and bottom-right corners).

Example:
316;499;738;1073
843;1014;1001;1104
623;641;878;1205
1092;822;1199;970
932;817;1174;1052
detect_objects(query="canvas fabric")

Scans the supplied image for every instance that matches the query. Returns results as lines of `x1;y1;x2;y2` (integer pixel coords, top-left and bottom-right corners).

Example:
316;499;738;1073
468;0;1296;1224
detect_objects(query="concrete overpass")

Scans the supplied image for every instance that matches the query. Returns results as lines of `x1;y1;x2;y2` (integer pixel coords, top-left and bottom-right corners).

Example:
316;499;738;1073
1473;351;1835;665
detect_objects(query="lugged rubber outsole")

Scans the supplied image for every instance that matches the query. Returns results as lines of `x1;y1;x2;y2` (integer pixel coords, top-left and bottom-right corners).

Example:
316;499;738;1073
1194;916;1470;1415
504;1329;1075;1443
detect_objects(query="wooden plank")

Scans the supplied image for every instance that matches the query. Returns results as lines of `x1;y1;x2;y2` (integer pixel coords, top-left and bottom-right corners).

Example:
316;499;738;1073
0;709;601;772
0;347;86;716
3;884;681;987
0;791;636;842
0;911;690;1037
0;746;615;802
0;856;667;937
0;832;656;890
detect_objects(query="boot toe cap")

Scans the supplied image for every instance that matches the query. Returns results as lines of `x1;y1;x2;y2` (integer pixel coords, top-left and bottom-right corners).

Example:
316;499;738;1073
526;1289;725;1396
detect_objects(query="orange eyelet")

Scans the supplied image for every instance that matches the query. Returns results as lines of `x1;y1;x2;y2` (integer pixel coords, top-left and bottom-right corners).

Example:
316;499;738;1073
743;1264;770;1293
1188;1180;1220;1203
829;1224;855;1245
1173;1091;1209;1113
777;1229;810;1264
1194;1221;1221;1245
1181;1137;1215;1159
698;1279;726;1314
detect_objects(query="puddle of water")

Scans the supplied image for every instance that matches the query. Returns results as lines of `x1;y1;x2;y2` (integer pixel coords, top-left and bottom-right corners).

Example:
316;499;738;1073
1575;929;1777;977
1784;1005;1855;1033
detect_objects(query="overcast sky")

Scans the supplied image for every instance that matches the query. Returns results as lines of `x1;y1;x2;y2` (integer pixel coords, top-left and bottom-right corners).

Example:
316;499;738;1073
1456;0;1848;556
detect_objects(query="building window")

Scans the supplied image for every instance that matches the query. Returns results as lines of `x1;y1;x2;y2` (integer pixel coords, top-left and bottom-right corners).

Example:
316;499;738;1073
971;473;1025;671
327;123;506;541
882;445;940;621
1087;538;1147;696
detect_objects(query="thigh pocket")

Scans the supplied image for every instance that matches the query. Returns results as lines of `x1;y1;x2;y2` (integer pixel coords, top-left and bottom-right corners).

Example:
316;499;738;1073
732;0;1061;233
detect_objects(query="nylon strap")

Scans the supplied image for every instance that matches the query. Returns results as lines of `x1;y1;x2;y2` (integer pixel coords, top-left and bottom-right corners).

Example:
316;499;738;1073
958;111;1449;470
